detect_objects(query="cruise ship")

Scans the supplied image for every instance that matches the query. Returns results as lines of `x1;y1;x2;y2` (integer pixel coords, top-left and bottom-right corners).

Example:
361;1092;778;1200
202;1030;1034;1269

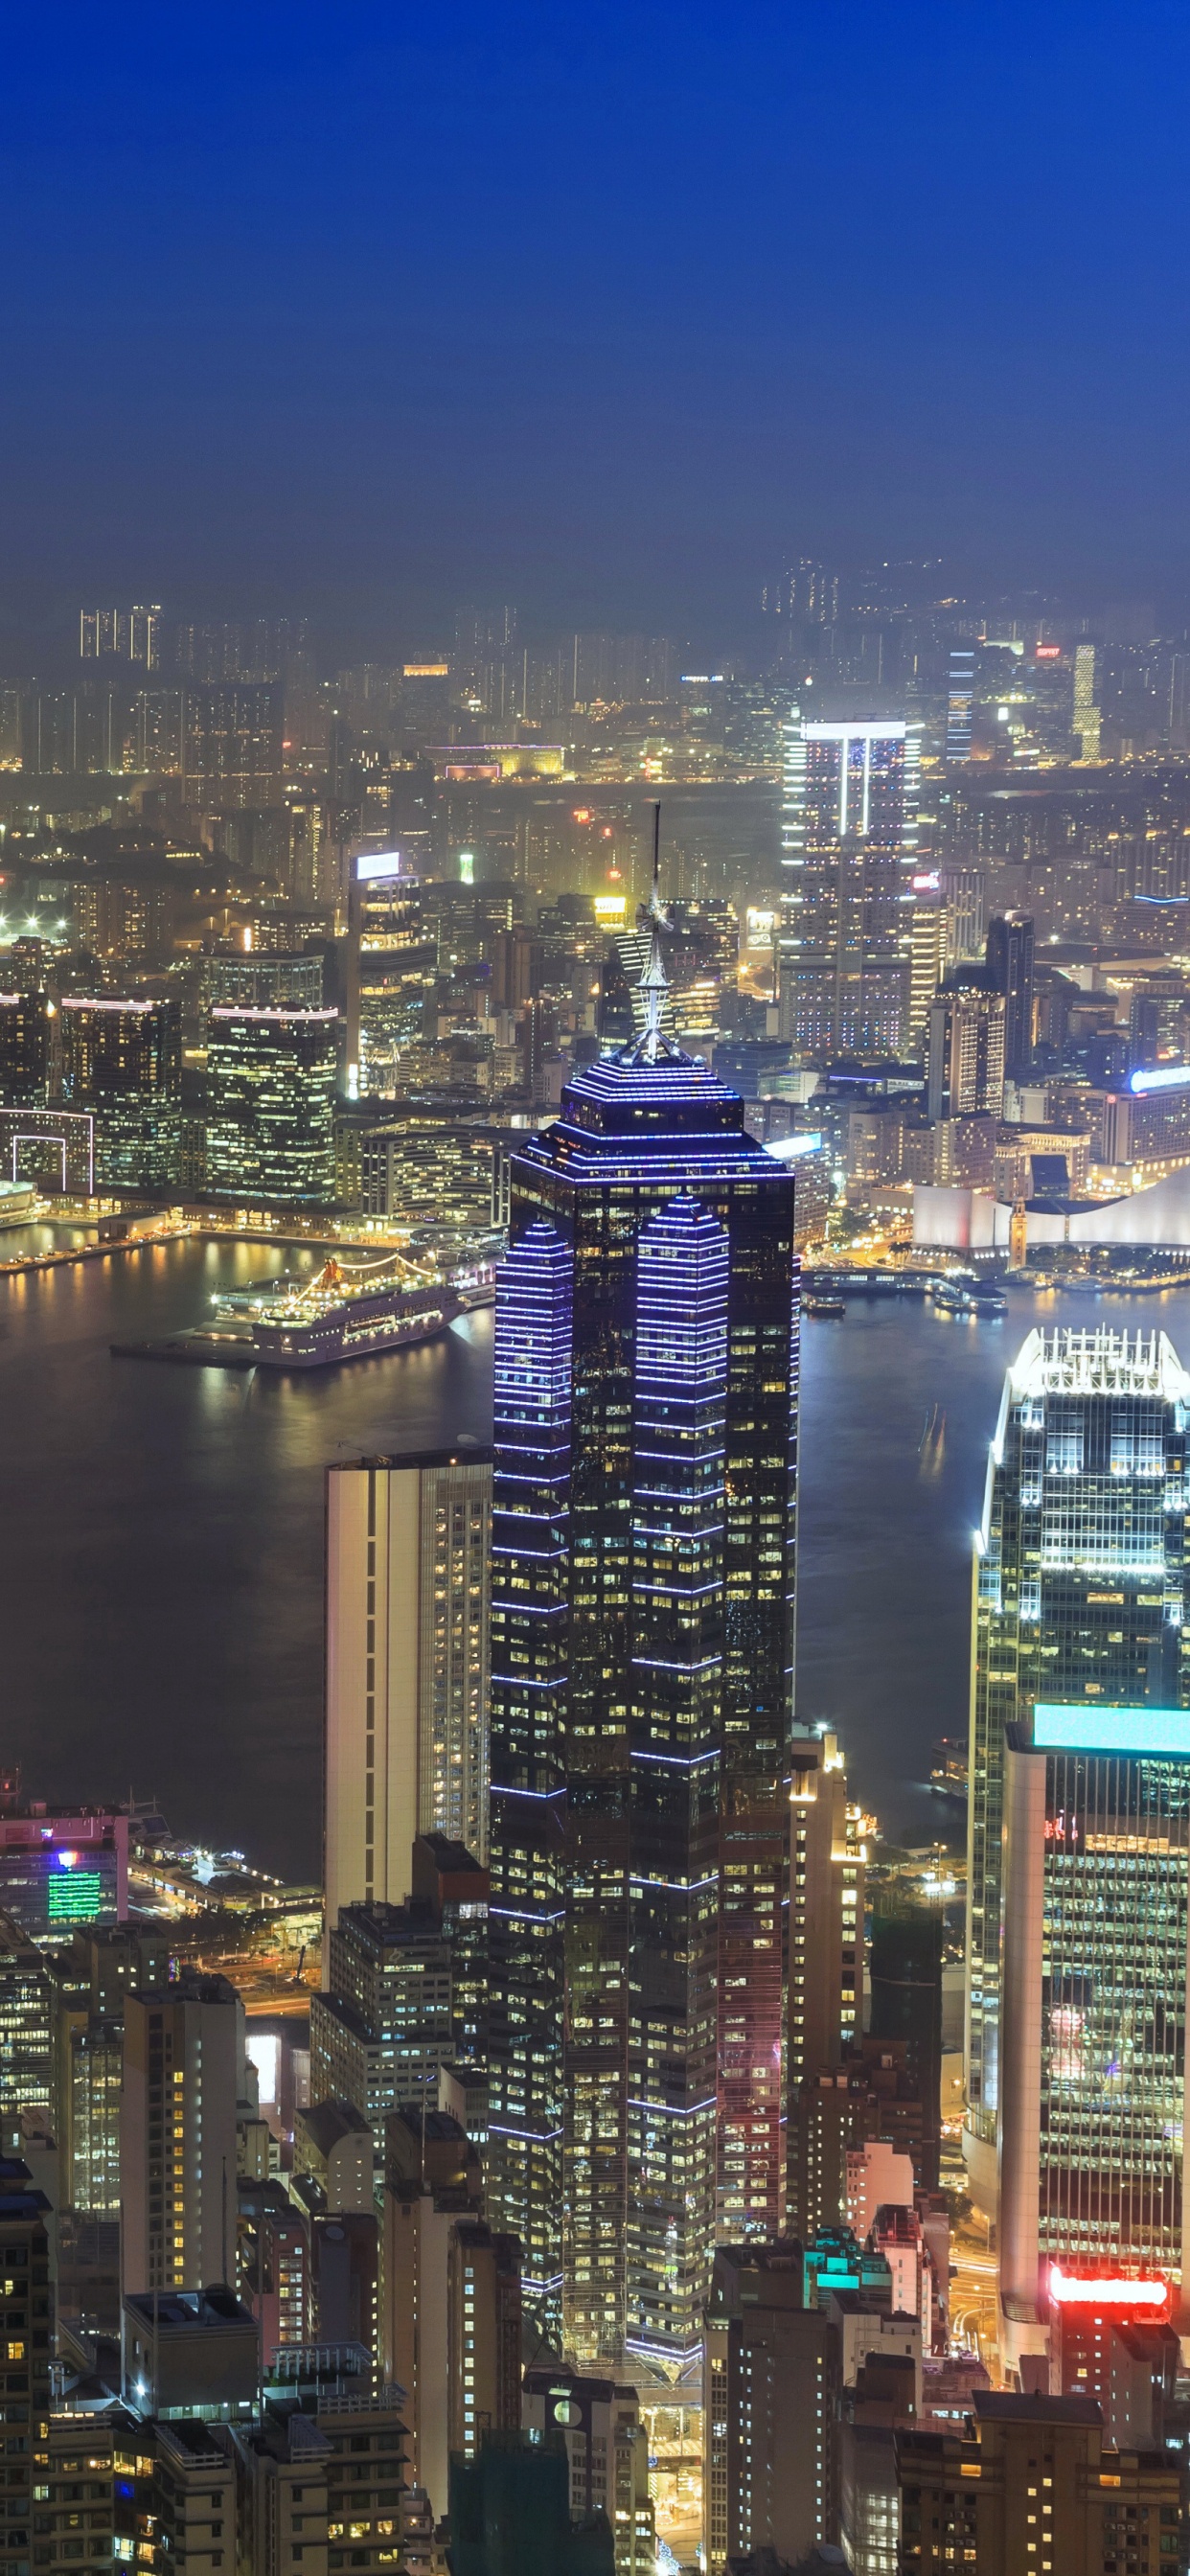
246;1254;492;1368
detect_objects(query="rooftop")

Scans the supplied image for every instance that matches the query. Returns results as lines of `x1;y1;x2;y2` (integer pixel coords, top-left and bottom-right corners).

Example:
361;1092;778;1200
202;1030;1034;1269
1009;1325;1190;1403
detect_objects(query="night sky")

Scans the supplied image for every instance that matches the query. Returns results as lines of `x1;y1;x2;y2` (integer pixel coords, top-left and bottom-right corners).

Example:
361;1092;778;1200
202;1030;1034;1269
3;1;1188;643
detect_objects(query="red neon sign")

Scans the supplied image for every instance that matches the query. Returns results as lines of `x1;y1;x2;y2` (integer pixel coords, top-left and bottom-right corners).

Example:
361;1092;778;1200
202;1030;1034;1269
1035;644;1062;660
1049;2266;1168;2310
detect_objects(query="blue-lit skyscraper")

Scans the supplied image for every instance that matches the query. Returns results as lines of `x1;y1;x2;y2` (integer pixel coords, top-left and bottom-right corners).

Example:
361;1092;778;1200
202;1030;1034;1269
488;896;799;2369
966;1326;1190;2225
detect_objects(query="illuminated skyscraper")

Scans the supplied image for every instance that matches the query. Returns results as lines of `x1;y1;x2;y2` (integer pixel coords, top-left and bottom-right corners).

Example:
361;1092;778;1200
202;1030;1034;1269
346;851;438;1095
925;974;1005;1121
985;910;1035;1083
59;995;181;1187
488;895;798;2365
945;645;975;764
1074;643;1101;760
966;1328;1190;2220
778;717;921;1057
0;988;50;1106
205;1003;338;1202
998;1700;1190;2372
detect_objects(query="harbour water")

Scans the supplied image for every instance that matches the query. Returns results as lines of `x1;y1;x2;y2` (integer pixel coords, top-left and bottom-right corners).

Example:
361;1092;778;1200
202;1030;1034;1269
2;1232;1186;1878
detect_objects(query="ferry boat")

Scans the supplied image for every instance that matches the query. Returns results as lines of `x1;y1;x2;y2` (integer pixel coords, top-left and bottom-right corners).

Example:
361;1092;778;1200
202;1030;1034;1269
803;1291;846;1318
932;1277;1007;1319
248;1254;492;1368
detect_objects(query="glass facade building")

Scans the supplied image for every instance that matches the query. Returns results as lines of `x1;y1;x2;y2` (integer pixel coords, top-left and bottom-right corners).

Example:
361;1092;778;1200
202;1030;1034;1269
0;989;50;1107
346;853;438;1096
205;1004;338;1203
778;718;921;1058
967;1328;1190;2208
999;1701;1190;2358
488;950;799;2365
58;996;181;1188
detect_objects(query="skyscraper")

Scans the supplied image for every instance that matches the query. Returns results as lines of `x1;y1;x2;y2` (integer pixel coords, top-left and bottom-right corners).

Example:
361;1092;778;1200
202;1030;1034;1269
204;1003;338;1203
0;988;50;1106
778;717;921;1057
324;1448;492;1933
944;645;975;765
966;1327;1190;2219
985;911;1035;1082
58;996;181;1188
1073;643;1101;760
121;1971;245;2294
487;895;798;2364
345;850;438;1096
998;1700;1190;2372
925;974;1006;1121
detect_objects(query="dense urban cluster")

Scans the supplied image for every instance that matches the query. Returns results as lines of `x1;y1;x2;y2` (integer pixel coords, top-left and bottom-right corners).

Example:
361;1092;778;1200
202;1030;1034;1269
8;567;1190;2576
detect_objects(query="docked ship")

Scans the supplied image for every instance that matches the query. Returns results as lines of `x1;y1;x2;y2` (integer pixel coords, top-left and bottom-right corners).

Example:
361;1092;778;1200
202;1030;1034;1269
114;1252;494;1371
247;1254;492;1368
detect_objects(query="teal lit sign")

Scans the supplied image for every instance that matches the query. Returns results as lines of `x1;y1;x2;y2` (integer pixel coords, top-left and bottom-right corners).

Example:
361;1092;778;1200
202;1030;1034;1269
1033;1703;1190;1759
47;1870;103;1921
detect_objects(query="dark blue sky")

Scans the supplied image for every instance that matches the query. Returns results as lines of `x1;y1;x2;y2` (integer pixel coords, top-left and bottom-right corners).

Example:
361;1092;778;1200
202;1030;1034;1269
4;1;1189;647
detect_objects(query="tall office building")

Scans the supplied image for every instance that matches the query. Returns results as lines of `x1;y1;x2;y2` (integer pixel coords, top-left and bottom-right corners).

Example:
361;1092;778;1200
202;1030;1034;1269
58;996;181;1188
0;989;50;1106
944;645;975;764
1073;642;1101;760
204;948;324;1014
324;1448;492;1932
938;862;986;967
925;975;1006;1121
345;851;438;1096
205;1003;338;1203
488;912;798;2362
121;1971;245;2294
985;911;1035;1082
778;717;921;1057
966;1328;1190;2219
999;1702;1190;2370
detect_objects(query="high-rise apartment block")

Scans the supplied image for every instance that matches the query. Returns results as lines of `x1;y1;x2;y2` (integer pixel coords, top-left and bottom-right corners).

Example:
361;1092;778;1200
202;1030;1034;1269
522;2367;655;2574
779;717;921;1057
324;1449;492;1932
967;1329;1190;2221
788;1727;865;2104
897;2390;1181;2575
121;1971;246;2294
380;2107;520;2523
58;996;181;1187
704;2242;841;2576
487;956;798;2364
0;2158;53;2565
205;1005;338;1204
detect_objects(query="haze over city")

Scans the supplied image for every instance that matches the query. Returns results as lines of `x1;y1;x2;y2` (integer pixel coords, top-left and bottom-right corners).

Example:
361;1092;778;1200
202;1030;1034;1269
3;9;1190;2576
